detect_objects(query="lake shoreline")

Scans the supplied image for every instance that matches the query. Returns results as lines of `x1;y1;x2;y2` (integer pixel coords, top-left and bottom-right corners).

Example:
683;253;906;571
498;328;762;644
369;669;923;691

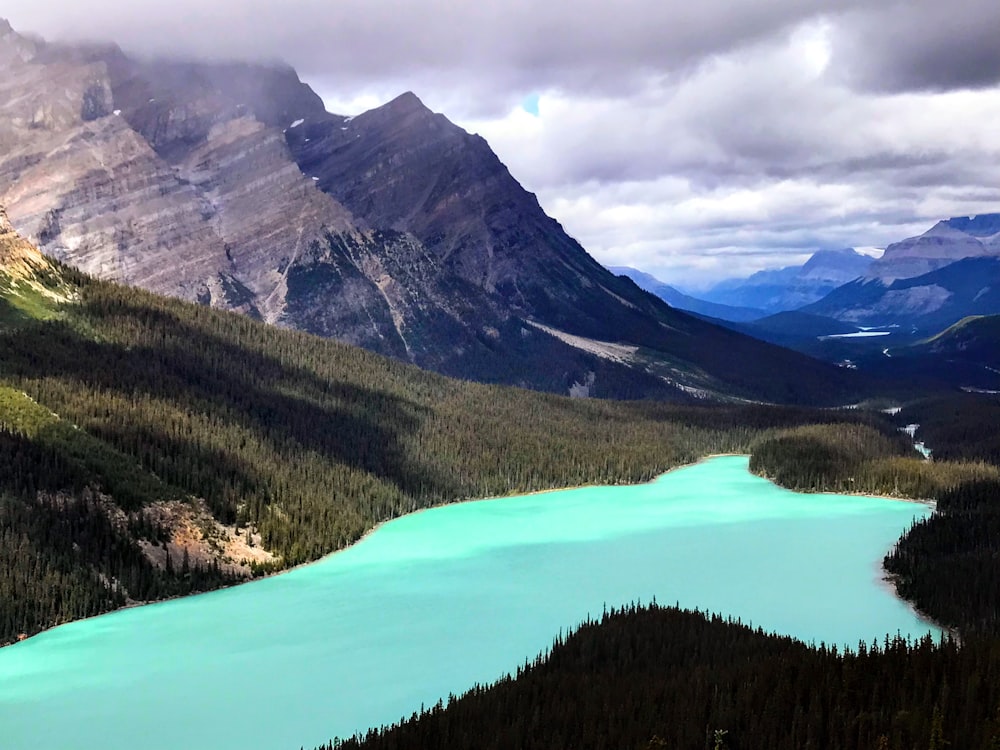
0;455;948;750
3;452;725;648
3;452;937;650
876;569;956;641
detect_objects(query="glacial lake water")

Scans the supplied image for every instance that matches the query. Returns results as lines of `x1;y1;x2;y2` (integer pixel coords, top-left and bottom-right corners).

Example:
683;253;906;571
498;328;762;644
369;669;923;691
0;456;936;750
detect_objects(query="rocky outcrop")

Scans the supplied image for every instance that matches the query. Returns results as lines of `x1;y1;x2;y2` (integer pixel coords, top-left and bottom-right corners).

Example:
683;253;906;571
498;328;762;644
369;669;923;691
0;205;48;278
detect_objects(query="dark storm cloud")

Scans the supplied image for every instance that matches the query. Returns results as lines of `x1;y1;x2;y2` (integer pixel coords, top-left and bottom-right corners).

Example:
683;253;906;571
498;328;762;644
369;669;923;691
831;1;1000;92
4;0;840;103
9;0;996;103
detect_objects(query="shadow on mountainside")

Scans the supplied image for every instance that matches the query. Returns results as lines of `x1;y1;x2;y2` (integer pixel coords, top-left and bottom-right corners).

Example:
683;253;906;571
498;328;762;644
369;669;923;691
0;296;459;505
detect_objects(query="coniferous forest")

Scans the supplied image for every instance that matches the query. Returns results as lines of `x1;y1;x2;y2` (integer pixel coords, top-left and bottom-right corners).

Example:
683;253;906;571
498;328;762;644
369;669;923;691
4;254;1000;750
326;604;1000;750
0;263;908;644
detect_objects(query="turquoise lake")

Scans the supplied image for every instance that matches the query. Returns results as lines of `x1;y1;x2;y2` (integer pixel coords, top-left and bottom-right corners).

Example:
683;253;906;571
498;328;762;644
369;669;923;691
0;456;936;750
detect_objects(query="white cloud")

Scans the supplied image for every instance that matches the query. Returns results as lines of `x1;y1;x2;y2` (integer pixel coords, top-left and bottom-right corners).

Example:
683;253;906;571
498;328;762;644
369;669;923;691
455;19;1000;286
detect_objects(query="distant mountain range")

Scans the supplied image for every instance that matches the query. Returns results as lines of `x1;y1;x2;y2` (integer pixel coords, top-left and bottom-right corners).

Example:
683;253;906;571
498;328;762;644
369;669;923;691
805;256;1000;331
622;216;1000;362
0;19;870;405
698;249;875;314
801;215;1000;333
608;267;765;322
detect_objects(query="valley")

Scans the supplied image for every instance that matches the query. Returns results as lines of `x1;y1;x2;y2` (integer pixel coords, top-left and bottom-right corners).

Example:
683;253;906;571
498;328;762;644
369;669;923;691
1;7;1000;750
3;216;918;645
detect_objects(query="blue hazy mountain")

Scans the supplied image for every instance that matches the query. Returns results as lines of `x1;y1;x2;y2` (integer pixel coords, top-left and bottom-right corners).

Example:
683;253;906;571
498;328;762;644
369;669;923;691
863;213;1000;283
608;267;766;322
700;249;875;314
805;256;1000;332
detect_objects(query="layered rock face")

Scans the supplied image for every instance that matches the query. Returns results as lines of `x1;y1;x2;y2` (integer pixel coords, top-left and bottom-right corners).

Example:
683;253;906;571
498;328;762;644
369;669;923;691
0;20;861;403
0;40;230;300
0;30;478;359
289;92;679;347
865;214;1000;283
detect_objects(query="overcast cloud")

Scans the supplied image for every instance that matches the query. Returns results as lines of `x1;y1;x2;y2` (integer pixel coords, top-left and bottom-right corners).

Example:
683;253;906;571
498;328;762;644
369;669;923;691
5;1;1000;287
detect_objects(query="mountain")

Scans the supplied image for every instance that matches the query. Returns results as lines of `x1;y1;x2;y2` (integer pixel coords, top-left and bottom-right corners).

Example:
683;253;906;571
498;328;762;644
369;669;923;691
865;214;1000;283
701;248;874;314
793;216;1000;346
0;20;869;405
608;266;766;322
909;315;1000;368
870;315;1000;391
805;256;1000;332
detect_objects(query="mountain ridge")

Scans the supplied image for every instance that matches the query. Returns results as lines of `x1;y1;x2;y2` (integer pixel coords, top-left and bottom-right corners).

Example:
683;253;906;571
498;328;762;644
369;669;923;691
0;21;872;404
805;256;1000;331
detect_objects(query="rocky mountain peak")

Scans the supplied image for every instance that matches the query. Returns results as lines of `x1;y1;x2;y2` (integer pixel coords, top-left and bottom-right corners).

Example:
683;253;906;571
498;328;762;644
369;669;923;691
806;247;862;263
799;248;872;282
0;18;37;66
354;90;443;136
102;56;330;157
383;91;430;115
943;213;1000;238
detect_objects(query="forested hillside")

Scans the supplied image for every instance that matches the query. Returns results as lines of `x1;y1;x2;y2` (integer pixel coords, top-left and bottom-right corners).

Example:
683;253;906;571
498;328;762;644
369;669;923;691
326;604;1000;750
0;246;908;644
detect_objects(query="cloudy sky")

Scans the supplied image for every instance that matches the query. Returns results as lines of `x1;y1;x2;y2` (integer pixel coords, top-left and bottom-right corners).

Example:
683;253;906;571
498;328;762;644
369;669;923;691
7;1;1000;288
